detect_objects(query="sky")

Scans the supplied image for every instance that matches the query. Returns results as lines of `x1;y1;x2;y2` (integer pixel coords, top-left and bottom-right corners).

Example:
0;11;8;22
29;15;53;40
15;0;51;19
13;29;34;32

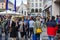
9;0;27;6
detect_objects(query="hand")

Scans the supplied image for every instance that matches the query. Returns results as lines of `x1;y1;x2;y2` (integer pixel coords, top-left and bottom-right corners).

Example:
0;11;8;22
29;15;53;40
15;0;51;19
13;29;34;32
20;30;23;32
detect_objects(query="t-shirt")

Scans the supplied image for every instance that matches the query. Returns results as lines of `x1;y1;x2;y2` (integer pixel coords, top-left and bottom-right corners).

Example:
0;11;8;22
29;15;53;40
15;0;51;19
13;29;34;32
29;20;34;28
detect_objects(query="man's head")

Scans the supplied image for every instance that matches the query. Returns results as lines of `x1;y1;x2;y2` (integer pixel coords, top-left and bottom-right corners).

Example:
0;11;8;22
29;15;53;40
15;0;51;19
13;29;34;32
51;16;55;20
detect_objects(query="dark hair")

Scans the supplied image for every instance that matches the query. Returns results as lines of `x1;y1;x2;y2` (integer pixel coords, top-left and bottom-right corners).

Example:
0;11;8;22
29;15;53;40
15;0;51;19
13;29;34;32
51;16;55;20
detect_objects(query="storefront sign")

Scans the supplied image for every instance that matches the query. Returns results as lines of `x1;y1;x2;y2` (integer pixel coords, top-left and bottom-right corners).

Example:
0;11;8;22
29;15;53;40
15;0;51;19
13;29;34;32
44;1;52;9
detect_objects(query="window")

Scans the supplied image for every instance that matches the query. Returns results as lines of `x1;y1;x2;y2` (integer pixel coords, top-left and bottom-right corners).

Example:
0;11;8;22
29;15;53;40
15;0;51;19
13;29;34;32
32;3;34;7
24;11;26;15
2;3;3;9
39;8;42;13
35;3;38;7
35;9;38;12
2;6;3;9
8;9;11;11
35;0;38;2
39;3;42;7
2;3;3;5
31;9;34;13
22;10;23;14
31;0;34;2
40;0;42;1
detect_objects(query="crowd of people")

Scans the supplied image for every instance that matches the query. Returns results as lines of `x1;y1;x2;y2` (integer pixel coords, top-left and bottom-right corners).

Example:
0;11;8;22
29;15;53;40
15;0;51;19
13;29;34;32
0;15;60;40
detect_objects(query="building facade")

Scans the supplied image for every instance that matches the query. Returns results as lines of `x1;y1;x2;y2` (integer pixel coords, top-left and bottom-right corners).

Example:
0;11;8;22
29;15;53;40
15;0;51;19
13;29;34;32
17;1;28;16
0;0;6;12
27;0;43;16
8;1;14;11
43;0;52;17
0;0;14;12
52;0;60;17
43;0;60;17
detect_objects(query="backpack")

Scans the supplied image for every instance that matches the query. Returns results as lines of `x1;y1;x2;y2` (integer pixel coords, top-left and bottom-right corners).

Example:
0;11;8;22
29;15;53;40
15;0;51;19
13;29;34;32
35;21;42;34
36;27;42;34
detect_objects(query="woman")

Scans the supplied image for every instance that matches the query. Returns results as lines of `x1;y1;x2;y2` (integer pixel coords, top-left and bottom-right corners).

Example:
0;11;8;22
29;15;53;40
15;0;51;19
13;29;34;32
0;17;3;40
10;18;20;40
46;16;58;40
19;19;26;40
34;17;41;40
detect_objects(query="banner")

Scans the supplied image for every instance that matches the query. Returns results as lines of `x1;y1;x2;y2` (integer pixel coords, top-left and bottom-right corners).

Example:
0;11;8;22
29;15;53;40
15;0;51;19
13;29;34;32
14;0;16;12
6;0;8;10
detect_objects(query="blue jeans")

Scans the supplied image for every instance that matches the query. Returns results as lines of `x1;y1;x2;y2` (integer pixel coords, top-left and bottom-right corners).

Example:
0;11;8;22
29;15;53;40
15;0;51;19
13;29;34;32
5;31;8;40
36;34;40;40
48;36;54;40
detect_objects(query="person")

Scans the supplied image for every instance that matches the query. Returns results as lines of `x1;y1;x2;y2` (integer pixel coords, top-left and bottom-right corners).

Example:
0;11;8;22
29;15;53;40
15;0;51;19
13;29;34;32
24;16;29;40
46;17;50;22
46;16;58;40
40;17;44;28
34;17;41;40
57;15;60;40
2;15;10;40
29;17;35;39
57;15;60;33
10;18;20;40
19;19;26;40
0;17;3;40
56;15;59;24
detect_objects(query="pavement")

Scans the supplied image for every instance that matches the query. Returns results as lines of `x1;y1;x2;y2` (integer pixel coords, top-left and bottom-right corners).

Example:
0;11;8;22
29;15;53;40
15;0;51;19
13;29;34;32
2;27;48;40
41;27;48;40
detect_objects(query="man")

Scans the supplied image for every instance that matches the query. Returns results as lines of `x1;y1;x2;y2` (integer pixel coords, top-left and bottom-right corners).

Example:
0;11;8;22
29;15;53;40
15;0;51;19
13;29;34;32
29;17;35;39
46;16;58;40
3;15;11;40
24;16;29;40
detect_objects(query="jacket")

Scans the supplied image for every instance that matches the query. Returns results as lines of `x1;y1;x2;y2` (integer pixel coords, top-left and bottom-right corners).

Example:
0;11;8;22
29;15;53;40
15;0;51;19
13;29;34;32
46;20;58;36
47;26;58;36
34;20;41;34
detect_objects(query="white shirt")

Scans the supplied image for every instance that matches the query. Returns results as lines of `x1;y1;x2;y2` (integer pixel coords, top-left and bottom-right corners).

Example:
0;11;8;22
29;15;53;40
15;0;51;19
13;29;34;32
29;20;35;28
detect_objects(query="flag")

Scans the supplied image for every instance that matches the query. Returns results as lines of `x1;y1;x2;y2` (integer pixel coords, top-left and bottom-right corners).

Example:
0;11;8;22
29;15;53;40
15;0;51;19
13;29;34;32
6;0;9;10
14;0;16;12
